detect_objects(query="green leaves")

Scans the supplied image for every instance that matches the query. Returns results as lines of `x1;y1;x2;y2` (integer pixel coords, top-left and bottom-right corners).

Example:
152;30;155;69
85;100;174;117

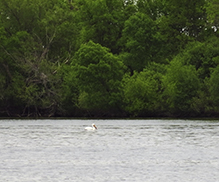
69;41;125;114
1;0;219;117
206;0;219;27
122;12;159;72
0;0;74;116
176;37;219;79
123;64;164;116
209;65;219;106
162;59;200;113
76;0;125;53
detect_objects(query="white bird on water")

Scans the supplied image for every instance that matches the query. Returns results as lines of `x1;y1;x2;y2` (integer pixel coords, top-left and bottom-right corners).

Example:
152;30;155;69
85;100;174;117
85;123;97;130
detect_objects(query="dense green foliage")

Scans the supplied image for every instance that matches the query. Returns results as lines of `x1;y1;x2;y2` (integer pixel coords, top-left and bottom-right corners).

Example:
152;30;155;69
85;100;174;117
1;0;219;117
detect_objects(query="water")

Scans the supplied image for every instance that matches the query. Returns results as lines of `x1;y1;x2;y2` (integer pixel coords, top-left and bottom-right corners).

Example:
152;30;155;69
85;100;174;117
0;119;219;182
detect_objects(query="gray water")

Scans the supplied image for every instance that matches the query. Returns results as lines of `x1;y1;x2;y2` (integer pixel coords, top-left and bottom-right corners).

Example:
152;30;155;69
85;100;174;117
0;119;219;182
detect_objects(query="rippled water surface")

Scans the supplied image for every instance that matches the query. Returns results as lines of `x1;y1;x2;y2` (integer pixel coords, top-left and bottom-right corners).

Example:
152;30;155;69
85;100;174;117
0;119;219;182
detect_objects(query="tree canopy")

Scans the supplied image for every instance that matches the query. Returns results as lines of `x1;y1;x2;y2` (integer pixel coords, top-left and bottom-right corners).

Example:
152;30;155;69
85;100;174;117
1;0;219;117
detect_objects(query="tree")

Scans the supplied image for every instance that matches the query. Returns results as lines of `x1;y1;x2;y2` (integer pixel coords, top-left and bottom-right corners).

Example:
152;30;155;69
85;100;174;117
177;36;219;79
0;0;76;116
165;0;207;38
162;58;200;115
209;65;219;108
123;62;165;116
121;12;160;73
206;0;219;30
0;27;7;112
156;0;208;59
60;64;80;116
136;0;168;20
69;41;125;116
1;0;218;117
75;0;129;54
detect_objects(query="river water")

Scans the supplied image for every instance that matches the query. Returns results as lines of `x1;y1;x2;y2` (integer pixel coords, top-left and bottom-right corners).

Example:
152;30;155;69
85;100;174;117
0;119;219;182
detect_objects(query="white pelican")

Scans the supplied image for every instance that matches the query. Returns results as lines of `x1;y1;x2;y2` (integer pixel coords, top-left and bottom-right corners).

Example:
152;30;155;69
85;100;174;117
85;123;97;130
